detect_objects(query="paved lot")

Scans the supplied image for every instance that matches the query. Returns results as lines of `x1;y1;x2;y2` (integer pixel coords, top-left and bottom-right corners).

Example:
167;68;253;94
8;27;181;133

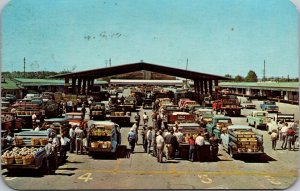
1;99;299;190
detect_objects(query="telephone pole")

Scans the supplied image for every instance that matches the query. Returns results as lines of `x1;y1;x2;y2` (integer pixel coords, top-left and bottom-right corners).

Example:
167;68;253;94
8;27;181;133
23;57;26;78
262;60;266;81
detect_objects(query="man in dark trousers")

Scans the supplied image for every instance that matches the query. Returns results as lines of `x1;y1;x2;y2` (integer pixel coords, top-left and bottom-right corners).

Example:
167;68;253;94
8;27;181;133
134;112;141;128
164;130;178;160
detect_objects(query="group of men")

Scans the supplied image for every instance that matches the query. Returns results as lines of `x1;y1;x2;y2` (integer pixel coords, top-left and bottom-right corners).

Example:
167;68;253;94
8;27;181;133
271;121;298;151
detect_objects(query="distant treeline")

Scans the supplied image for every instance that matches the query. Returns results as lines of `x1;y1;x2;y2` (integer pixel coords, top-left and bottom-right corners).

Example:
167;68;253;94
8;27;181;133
223;70;298;82
1;71;68;79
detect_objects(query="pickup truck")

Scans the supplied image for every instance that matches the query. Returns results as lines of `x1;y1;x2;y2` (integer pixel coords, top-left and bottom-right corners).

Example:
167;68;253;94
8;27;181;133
205;116;232;139
194;108;214;127
260;101;279;113
241;99;256;109
220;125;264;158
246;111;268;129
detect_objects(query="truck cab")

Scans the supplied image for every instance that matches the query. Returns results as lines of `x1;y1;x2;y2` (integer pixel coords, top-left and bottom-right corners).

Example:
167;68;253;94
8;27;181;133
260;101;279;113
246;111;268;129
206;116;232;139
194;108;214;127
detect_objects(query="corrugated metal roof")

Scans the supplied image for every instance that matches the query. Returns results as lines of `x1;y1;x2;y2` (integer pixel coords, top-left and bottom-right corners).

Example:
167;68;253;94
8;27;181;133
1;78;23;90
110;79;183;85
13;78;108;86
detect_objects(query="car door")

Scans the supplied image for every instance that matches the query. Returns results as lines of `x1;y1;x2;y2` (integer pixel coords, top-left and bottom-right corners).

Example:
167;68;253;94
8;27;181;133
220;132;229;151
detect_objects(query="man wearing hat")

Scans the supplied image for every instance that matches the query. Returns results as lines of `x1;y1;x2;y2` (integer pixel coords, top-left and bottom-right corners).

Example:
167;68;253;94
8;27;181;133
45;138;56;174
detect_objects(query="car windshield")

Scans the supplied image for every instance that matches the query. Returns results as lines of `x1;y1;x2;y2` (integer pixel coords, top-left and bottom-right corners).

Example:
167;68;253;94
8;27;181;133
217;119;232;123
256;112;266;117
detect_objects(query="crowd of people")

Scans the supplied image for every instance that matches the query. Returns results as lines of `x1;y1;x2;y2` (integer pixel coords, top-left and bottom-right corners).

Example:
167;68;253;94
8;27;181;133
128;111;220;163
271;121;298;151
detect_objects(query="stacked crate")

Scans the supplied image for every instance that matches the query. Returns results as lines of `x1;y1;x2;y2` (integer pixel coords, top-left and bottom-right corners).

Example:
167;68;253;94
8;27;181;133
230;131;258;152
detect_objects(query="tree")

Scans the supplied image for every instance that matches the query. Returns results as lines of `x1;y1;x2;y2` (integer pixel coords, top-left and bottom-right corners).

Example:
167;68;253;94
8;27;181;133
234;75;244;82
245;70;258;82
224;74;232;79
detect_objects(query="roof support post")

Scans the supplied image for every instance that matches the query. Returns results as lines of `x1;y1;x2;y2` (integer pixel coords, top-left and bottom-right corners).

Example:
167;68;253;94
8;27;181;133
71;78;76;94
77;78;82;96
82;78;87;95
199;80;204;95
209;80;213;96
91;79;94;91
214;80;219;99
64;77;69;94
204;80;208;95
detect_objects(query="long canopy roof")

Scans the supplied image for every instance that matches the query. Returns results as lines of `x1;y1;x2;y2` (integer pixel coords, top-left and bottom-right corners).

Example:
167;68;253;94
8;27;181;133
50;62;228;81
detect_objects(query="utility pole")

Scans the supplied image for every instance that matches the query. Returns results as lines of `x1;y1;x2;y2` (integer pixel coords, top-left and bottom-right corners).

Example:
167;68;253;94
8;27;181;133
23;57;26;78
262;60;266;81
109;58;111;67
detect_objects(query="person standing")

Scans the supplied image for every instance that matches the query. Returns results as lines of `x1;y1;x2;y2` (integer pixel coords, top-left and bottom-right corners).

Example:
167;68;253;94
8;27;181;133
32;112;37;130
151;111;158;129
60;132;70;158
281;123;289;149
81;105;86;120
128;128;137;153
44;138;56;174
141;128;147;153
195;133;205;162
270;129;278;150
143;112;149;126
146;126;153;154
156;130;165;163
75;125;85;155
152;128;158;157
69;125;76;153
164;130;177;160
134;112;141;128
131;122;139;144
209;134;219;161
287;127;296;151
188;135;195;161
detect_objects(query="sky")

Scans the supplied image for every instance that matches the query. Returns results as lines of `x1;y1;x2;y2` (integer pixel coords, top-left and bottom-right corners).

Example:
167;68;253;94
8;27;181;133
1;0;299;78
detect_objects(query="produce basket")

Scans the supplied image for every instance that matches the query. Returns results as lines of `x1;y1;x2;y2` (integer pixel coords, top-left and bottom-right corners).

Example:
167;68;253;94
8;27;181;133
3;157;15;165
15;137;24;146
40;138;48;146
15;158;23;164
31;138;40;146
91;142;99;148
23;156;34;165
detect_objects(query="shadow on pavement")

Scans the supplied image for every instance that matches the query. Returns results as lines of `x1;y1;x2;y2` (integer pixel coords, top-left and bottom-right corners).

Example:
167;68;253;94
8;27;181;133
237;153;277;163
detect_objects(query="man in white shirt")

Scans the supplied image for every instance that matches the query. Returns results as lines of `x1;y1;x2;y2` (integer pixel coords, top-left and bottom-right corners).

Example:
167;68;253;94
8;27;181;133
174;129;184;143
69;125;76;153
281;123;289;149
156;130;165;163
195;133;205;161
75;125;85;154
143;112;149;125
60;134;70;158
